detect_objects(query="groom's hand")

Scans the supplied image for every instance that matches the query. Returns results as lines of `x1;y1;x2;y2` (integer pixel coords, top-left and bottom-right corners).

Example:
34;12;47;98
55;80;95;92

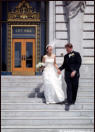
71;71;76;78
57;69;61;74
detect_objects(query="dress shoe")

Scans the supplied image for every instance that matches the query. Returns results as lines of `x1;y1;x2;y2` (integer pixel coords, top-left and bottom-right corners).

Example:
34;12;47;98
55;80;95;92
65;104;70;111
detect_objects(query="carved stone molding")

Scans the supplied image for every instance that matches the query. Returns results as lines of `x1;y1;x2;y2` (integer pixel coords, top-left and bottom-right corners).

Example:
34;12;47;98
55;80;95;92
8;0;40;22
65;1;86;19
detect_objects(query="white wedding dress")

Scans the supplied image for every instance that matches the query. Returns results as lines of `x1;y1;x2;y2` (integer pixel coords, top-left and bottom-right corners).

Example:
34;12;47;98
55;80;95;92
43;55;65;104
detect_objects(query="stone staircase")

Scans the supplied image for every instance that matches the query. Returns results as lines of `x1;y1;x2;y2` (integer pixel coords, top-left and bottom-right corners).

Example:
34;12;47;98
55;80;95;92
1;75;94;132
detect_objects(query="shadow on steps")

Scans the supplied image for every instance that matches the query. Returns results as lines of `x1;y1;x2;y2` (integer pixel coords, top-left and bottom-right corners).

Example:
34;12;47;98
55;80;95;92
28;83;45;103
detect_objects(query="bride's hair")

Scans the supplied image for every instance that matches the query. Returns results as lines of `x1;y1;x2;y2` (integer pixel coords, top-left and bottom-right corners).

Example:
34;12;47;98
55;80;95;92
46;45;52;54
46;45;52;50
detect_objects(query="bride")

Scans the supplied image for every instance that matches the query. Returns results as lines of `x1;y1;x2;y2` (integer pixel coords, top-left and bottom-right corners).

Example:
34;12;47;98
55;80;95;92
42;45;65;104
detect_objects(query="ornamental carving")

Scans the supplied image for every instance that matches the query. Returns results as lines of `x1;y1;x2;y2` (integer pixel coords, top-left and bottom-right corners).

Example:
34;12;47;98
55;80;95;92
65;1;86;19
8;0;40;21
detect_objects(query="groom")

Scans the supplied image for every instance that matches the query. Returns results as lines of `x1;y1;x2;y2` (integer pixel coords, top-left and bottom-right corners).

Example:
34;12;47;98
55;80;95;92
58;43;82;111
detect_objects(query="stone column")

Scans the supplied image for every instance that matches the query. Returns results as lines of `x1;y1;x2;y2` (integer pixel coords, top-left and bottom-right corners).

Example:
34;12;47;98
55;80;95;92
69;11;84;55
65;1;86;55
48;1;56;53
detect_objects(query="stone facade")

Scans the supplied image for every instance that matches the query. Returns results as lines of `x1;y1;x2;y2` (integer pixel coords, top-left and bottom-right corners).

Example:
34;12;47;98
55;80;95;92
48;1;94;68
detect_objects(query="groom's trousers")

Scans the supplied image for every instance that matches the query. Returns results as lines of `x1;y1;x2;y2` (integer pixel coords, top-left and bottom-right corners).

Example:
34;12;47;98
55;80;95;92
65;71;79;104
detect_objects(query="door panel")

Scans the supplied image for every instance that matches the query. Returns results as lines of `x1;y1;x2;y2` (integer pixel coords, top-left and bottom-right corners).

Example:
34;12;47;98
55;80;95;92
12;39;23;72
26;42;33;67
12;39;35;75
24;39;35;72
14;42;21;68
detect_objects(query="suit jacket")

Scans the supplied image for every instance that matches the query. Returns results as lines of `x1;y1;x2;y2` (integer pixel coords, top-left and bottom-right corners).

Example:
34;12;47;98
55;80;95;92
59;51;82;73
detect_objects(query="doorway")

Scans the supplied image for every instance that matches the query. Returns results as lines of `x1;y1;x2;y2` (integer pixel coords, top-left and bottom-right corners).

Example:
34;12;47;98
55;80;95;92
12;39;36;75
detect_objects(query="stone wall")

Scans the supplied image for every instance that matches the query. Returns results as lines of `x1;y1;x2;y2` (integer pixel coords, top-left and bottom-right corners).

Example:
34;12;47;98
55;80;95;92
48;1;94;74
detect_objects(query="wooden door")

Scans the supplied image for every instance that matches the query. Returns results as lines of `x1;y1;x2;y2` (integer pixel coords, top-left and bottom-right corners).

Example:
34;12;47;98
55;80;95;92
12;39;35;75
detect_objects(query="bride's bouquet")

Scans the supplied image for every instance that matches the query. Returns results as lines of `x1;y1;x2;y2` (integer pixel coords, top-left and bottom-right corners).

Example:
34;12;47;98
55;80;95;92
36;62;45;69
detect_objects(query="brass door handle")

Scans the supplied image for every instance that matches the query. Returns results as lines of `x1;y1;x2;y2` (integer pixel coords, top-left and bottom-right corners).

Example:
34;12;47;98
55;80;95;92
21;55;26;60
21;56;24;60
23;55;26;61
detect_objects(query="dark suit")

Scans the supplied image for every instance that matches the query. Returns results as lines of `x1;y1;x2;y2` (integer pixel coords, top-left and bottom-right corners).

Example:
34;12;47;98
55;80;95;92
59;51;82;104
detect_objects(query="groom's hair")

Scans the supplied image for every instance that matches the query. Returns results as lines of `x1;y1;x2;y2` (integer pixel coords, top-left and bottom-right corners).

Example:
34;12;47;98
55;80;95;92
65;43;73;48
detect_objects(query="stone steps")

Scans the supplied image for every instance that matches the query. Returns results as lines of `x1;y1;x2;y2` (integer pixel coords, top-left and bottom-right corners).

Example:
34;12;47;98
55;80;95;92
1;116;94;120
1;103;94;110
1;82;94;87
1;86;94;92
1;91;94;97
1;74;94;78
1;109;94;117
2;96;94;103
1;76;94;131
1;125;94;130
1;118;93;126
1;78;94;82
1;76;94;82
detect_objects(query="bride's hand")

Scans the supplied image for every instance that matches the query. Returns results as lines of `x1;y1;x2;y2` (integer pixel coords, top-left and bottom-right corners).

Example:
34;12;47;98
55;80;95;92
40;66;45;71
57;69;61;74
